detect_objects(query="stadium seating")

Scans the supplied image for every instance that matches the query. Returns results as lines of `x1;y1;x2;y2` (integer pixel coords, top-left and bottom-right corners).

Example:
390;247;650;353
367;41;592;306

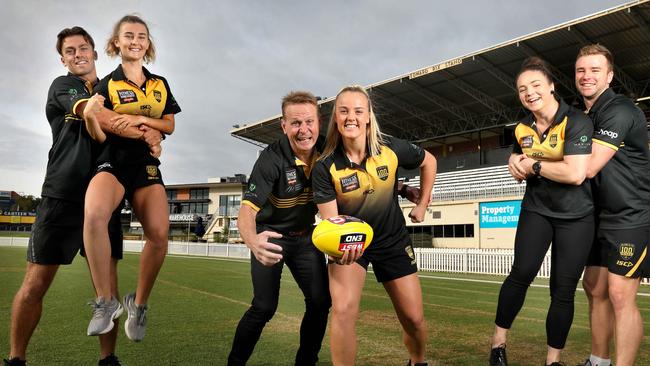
401;165;526;202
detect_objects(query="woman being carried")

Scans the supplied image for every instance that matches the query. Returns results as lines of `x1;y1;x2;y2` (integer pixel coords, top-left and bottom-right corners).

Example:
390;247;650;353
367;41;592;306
83;14;181;342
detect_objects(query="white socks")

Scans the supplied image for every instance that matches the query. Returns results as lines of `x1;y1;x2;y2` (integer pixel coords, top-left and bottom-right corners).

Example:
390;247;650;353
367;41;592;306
590;354;611;366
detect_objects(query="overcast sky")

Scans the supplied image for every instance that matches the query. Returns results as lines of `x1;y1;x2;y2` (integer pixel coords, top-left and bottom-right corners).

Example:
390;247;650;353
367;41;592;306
0;0;627;197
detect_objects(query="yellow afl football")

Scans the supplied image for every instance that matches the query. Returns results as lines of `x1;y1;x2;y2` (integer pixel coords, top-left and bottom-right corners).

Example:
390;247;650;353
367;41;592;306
312;215;374;257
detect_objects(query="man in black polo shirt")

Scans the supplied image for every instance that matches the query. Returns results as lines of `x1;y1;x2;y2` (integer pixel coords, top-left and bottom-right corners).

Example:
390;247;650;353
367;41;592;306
3;27;160;366
576;44;650;366
228;91;331;366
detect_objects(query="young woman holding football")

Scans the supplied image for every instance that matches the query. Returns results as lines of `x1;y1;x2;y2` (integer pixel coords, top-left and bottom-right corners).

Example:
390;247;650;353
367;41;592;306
312;85;437;366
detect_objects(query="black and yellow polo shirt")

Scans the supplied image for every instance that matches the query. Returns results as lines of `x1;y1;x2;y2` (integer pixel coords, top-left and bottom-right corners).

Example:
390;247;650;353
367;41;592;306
41;73;99;203
588;88;650;229
94;64;181;167
242;135;324;235
513;98;593;219
312;136;424;249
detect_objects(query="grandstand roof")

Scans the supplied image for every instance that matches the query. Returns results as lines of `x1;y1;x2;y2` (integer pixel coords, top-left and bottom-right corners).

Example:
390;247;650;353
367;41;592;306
231;0;650;148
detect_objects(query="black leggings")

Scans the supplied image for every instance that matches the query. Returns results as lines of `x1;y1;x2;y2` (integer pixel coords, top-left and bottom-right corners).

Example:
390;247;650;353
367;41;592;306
495;209;594;349
228;235;331;366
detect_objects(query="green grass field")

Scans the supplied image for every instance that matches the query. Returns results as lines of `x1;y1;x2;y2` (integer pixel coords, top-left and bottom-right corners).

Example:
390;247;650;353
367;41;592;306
1;246;649;366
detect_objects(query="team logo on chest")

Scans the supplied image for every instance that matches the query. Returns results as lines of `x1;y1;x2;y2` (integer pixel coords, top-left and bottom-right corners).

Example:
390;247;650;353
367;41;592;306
549;134;558;148
117;89;138;104
153;90;162;103
521;135;534;148
376;165;389;181
340;173;360;193
140;104;152;117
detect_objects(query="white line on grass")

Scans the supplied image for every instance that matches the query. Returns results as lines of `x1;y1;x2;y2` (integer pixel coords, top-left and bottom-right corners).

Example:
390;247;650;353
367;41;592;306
163;254;650;298
417;274;650;297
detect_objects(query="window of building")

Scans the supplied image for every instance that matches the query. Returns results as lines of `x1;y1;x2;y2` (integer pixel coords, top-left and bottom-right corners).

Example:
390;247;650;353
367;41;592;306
465;224;474;238
454;224;465;238
219;195;241;217
190;188;209;200
166;190;177;200
407;225;433;248
431;224;475;238
443;225;454;238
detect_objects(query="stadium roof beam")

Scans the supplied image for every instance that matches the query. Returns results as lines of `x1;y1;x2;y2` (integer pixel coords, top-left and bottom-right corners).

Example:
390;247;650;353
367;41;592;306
381;111;442;141
440;69;509;114
474;56;517;93
516;41;576;93
372;89;443;126
567;24;640;97
628;5;650;34
231;133;268;148
409;82;479;123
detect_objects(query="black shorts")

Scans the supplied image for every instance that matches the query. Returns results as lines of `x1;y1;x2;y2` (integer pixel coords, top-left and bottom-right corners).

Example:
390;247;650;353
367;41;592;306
586;225;649;278
95;161;164;201
356;236;418;283
27;197;123;265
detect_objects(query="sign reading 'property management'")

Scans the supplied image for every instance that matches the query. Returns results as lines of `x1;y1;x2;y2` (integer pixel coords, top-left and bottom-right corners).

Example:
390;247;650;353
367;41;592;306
479;200;521;228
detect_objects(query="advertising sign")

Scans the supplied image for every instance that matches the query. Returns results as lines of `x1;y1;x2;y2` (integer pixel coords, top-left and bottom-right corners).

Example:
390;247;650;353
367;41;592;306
479;200;521;228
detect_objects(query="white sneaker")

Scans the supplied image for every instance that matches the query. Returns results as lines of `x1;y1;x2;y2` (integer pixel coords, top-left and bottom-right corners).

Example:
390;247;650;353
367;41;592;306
123;292;148;342
87;297;123;336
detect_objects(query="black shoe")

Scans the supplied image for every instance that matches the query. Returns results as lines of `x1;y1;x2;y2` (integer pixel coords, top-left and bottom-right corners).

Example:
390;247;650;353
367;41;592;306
576;360;592;366
489;344;508;366
3;358;26;366
546;362;565;366
98;354;122;366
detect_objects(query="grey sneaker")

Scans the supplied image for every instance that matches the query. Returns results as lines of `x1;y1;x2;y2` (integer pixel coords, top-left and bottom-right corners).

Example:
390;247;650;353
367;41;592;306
123;292;148;342
87;297;123;336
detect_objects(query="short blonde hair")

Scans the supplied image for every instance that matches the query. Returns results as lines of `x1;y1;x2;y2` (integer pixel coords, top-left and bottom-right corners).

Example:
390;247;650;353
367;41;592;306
576;44;613;72
281;91;319;118
106;14;156;63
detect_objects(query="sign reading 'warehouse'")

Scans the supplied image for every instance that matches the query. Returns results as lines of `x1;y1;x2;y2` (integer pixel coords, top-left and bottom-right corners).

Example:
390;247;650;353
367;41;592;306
479;200;521;228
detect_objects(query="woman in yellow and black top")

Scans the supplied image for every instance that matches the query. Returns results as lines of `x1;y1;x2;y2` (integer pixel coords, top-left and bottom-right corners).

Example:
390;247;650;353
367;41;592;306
489;58;594;366
312;85;437;366
83;14;181;342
